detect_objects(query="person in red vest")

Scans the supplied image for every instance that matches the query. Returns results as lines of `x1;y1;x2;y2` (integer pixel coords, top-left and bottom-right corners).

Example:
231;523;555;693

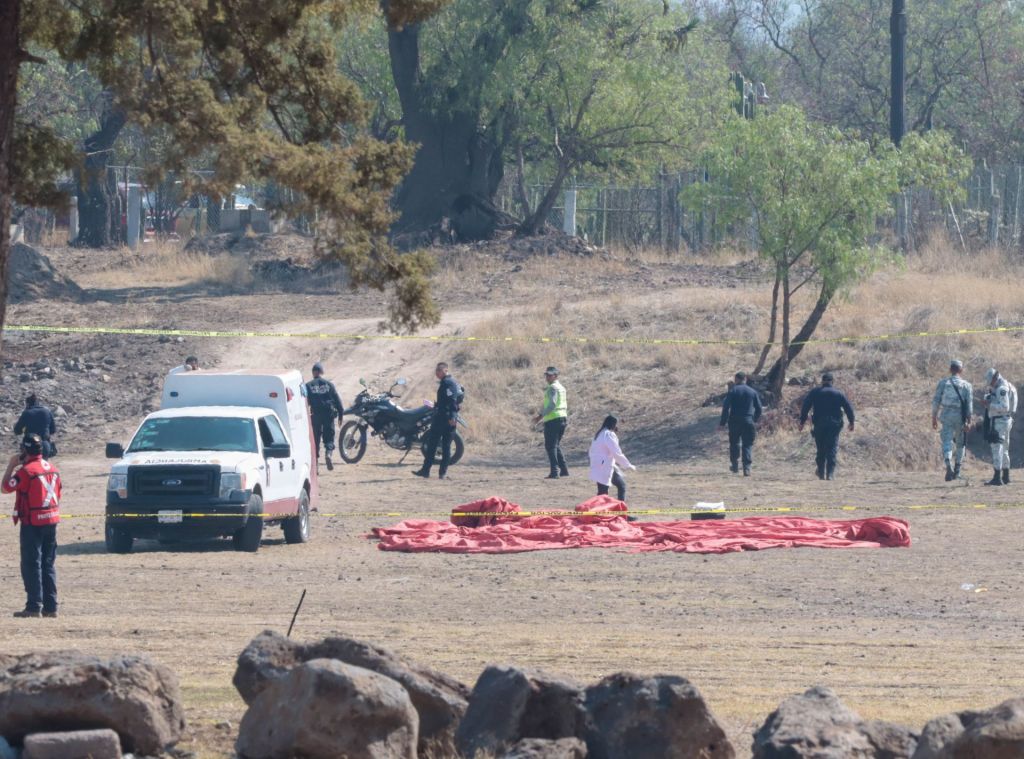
2;433;61;618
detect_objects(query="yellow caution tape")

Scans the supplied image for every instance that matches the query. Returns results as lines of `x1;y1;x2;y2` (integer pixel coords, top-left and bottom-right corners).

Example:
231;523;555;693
55;501;1024;521
4;323;1024;348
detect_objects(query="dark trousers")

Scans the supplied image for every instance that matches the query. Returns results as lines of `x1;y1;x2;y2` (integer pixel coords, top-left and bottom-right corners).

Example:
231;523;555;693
728;419;756;467
543;418;568;474
20;524;57;612
813;421;843;474
597;470;627;501
312;413;337;458
421;418;453;476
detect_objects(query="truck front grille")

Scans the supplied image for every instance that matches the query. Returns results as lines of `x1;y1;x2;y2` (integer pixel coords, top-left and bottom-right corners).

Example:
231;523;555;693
128;465;219;498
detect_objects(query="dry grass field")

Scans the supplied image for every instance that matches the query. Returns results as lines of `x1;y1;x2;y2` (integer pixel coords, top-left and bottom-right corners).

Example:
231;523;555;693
3;235;1024;757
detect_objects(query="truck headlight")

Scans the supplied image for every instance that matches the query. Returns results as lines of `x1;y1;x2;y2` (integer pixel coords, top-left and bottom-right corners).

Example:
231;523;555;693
220;472;246;498
107;473;127;499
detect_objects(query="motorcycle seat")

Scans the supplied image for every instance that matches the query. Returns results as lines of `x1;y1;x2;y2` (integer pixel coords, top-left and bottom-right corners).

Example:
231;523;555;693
393;405;431;420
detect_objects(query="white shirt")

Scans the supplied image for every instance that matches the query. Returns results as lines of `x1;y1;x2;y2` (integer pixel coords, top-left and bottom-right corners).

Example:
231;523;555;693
588;429;635;486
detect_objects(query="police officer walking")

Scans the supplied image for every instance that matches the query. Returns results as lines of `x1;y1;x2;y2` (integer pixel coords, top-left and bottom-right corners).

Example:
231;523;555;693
532;366;569;479
932;359;972;481
980;367;1017;486
799;372;855;480
2;434;61;618
719;372;762;476
305;362;343;470
413;362;462;480
14;393;57;458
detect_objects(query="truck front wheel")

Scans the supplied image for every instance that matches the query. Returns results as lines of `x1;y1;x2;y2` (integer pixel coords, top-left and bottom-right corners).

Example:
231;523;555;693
283;489;310;544
105;523;134;554
232;494;264;552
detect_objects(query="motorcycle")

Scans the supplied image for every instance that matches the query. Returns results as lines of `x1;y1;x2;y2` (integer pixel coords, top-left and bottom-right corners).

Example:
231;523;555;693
337;377;466;465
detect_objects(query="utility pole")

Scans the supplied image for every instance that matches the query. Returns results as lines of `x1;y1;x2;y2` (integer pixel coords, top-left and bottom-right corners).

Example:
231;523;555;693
890;0;906;146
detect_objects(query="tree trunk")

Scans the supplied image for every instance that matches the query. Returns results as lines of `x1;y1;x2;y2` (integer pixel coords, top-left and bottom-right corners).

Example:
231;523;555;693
766;283;835;392
0;0;22;358
518;162;570;236
386;21;505;238
752;267;781;376
74;99;125;247
769;271;792;401
514;144;532;219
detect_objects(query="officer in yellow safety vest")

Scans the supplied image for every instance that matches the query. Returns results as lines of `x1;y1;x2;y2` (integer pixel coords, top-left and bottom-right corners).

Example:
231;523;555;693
533;366;569;479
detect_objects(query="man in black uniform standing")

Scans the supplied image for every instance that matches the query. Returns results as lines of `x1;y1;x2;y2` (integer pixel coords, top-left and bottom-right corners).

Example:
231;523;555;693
14;394;57;458
799;371;855;480
413;362;462;480
719;372;762;476
305;362;343;470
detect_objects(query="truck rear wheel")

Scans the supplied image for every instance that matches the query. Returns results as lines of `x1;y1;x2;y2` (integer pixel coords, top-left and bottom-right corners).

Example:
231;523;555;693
232;494;264;552
105;523;134;554
283;490;310;544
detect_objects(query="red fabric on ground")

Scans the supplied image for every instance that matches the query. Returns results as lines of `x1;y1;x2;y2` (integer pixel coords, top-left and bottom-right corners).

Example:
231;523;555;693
370;497;911;555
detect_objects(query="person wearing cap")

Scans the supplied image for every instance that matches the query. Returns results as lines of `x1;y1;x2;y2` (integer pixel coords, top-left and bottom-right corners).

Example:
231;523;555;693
932;359;973;481
980;367;1017;486
305;362;344;470
2;434;61;618
799;372;855;480
719;371;762;476
533;366;569;479
14;393;57;458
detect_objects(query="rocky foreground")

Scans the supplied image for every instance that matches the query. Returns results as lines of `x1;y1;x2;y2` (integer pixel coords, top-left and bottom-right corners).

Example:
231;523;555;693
0;630;1021;758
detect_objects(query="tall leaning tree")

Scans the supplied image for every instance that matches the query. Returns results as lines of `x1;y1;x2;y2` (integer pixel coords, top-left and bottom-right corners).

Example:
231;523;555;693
0;0;448;357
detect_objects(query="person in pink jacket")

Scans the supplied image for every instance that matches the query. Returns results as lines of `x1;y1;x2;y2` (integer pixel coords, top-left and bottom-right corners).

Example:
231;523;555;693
588;415;636;501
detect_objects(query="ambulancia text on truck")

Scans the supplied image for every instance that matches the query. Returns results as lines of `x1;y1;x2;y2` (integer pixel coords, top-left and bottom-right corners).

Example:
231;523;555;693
104;370;317;553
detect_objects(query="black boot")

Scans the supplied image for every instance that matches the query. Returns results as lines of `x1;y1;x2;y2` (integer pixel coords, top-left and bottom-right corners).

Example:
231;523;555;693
1003;468;1010;484
953;463;962;480
743;465;751;477
826;465;835;481
944;463;954;482
729;461;739;474
816;465;825;480
986;468;1002;486
559;467;570;477
546;470;559;480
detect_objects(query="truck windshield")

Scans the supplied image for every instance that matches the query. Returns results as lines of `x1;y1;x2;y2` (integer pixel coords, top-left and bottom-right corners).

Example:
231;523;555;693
127;417;258;453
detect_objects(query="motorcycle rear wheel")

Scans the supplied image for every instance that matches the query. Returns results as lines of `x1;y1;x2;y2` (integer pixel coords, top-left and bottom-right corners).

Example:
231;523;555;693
338;421;368;464
421;429;465;466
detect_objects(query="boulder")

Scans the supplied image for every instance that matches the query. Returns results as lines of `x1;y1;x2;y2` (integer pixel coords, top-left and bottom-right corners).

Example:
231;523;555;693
753;686;917;758
235;658;418;759
912;697;1024;758
500;737;588;758
0;652;185;754
23;728;121;759
235;630;468;754
455;666;588;758
584;673;734;759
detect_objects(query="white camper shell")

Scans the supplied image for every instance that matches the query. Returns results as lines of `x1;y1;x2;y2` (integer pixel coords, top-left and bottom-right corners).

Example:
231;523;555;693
104;370;317;553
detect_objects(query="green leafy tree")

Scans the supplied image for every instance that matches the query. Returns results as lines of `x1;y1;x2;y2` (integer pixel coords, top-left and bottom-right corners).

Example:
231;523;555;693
376;0;729;238
687;105;970;400
1;0;447;356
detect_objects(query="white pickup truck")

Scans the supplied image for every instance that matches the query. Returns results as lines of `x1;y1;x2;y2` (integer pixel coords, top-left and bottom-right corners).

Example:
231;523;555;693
104;370;317;553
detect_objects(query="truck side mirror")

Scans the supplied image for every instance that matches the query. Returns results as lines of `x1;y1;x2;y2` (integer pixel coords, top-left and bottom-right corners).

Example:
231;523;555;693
264;443;291;459
105;442;124;459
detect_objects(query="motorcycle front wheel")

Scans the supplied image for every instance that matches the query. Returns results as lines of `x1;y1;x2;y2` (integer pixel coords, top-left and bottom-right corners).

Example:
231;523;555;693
338;421;368;464
420;429;465;466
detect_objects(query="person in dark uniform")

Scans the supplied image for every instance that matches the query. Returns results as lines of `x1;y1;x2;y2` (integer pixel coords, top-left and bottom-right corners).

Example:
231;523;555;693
413;362;462;480
305;362;343;470
799;371;855;480
719;372;762;476
14;394;57;458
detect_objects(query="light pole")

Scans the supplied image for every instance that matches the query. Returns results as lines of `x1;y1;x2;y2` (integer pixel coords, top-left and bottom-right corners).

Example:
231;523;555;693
890;0;906;146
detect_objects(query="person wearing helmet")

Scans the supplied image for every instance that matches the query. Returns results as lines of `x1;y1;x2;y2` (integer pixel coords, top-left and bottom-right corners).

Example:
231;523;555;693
980;367;1018;486
2;434;62;618
305;362;344;470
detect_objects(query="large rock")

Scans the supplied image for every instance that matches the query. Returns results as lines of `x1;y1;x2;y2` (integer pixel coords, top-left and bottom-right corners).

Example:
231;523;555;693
23;728;122;759
235;658;418;759
753;686;917;758
501;737;588;758
584;673;734;759
455;666;588;758
235;630;468;754
912;697;1024;758
0;653;184;754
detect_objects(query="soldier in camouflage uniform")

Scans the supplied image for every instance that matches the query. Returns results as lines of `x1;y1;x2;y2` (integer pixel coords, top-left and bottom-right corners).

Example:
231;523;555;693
931;359;972;481
981;367;1018;486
